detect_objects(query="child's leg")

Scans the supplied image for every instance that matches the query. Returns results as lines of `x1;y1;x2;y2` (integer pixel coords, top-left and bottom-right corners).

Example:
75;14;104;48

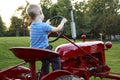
51;57;61;71
40;45;52;74
41;59;50;74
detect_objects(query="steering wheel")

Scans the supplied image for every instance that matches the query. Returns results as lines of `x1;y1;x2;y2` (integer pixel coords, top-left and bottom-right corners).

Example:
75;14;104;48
48;16;66;43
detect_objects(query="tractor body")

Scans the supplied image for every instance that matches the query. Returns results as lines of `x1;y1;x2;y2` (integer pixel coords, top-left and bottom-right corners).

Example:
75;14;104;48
55;41;111;79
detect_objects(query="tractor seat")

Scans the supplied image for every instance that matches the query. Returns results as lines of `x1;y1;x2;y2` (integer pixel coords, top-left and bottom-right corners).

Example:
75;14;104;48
9;47;59;61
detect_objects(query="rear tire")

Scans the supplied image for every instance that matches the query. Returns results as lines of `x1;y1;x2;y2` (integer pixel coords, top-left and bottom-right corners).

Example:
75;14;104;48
55;75;84;80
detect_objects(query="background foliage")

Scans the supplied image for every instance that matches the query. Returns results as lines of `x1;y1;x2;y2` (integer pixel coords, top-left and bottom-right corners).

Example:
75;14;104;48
0;0;120;40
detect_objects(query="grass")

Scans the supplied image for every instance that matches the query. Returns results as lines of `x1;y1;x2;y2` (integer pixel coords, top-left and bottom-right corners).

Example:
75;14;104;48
105;41;120;73
0;37;120;80
0;37;30;69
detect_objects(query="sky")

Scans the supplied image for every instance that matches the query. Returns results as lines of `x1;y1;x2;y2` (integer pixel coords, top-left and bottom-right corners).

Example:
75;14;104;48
0;0;82;27
0;0;41;27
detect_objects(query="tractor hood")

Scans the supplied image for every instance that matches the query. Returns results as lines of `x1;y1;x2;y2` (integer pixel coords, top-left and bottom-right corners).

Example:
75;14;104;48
55;41;104;59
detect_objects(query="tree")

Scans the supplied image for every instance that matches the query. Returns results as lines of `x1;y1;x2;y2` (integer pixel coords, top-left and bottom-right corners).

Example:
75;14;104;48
56;0;72;36
40;0;53;20
74;1;91;37
86;0;120;39
50;4;58;17
9;16;23;36
104;15;120;40
16;1;30;36
0;16;5;36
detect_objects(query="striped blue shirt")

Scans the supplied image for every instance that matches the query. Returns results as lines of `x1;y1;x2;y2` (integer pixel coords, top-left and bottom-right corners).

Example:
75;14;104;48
30;22;52;49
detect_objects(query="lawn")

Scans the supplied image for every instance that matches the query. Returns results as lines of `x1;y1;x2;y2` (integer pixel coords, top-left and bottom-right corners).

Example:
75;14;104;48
0;37;30;69
0;37;120;79
105;41;120;73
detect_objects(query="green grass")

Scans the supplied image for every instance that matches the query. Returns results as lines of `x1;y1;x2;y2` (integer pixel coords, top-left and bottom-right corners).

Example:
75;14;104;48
0;37;120;80
105;41;120;73
0;37;30;69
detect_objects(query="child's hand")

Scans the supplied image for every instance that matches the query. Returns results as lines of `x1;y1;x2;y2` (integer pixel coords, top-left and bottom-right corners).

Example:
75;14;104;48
61;18;68;24
46;19;51;24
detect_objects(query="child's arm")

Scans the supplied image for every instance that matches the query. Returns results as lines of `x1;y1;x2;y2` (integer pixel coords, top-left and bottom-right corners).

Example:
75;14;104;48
51;18;67;32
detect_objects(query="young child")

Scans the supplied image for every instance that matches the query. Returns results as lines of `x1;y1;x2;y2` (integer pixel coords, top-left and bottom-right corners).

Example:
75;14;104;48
26;4;67;76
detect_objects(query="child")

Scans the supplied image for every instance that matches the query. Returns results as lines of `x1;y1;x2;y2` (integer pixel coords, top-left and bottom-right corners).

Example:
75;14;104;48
26;4;67;76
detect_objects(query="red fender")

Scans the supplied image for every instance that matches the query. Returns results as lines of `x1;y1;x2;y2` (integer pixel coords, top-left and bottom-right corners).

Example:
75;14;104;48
41;70;72;80
0;66;30;79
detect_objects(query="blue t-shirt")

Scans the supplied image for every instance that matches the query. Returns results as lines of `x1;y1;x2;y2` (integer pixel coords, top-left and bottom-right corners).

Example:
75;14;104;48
30;22;52;49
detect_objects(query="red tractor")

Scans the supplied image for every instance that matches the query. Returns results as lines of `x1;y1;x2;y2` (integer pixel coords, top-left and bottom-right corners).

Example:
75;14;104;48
0;16;120;80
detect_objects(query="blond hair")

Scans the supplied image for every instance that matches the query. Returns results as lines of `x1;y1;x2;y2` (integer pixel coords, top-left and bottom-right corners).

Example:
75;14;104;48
26;4;42;20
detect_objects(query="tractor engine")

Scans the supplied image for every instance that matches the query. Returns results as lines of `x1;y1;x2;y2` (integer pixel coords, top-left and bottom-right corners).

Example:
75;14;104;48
55;41;111;79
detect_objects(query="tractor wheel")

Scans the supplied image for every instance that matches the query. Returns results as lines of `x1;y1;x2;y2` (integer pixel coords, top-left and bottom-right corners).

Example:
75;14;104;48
55;75;85;80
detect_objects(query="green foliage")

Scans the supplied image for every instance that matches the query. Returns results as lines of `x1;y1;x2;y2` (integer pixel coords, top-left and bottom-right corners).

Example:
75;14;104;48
56;0;72;36
105;15;120;34
87;0;119;16
2;0;119;39
9;16;24;36
40;0;53;20
16;1;30;36
103;15;120;40
50;4;58;17
74;1;91;36
84;0;120;39
0;16;5;36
